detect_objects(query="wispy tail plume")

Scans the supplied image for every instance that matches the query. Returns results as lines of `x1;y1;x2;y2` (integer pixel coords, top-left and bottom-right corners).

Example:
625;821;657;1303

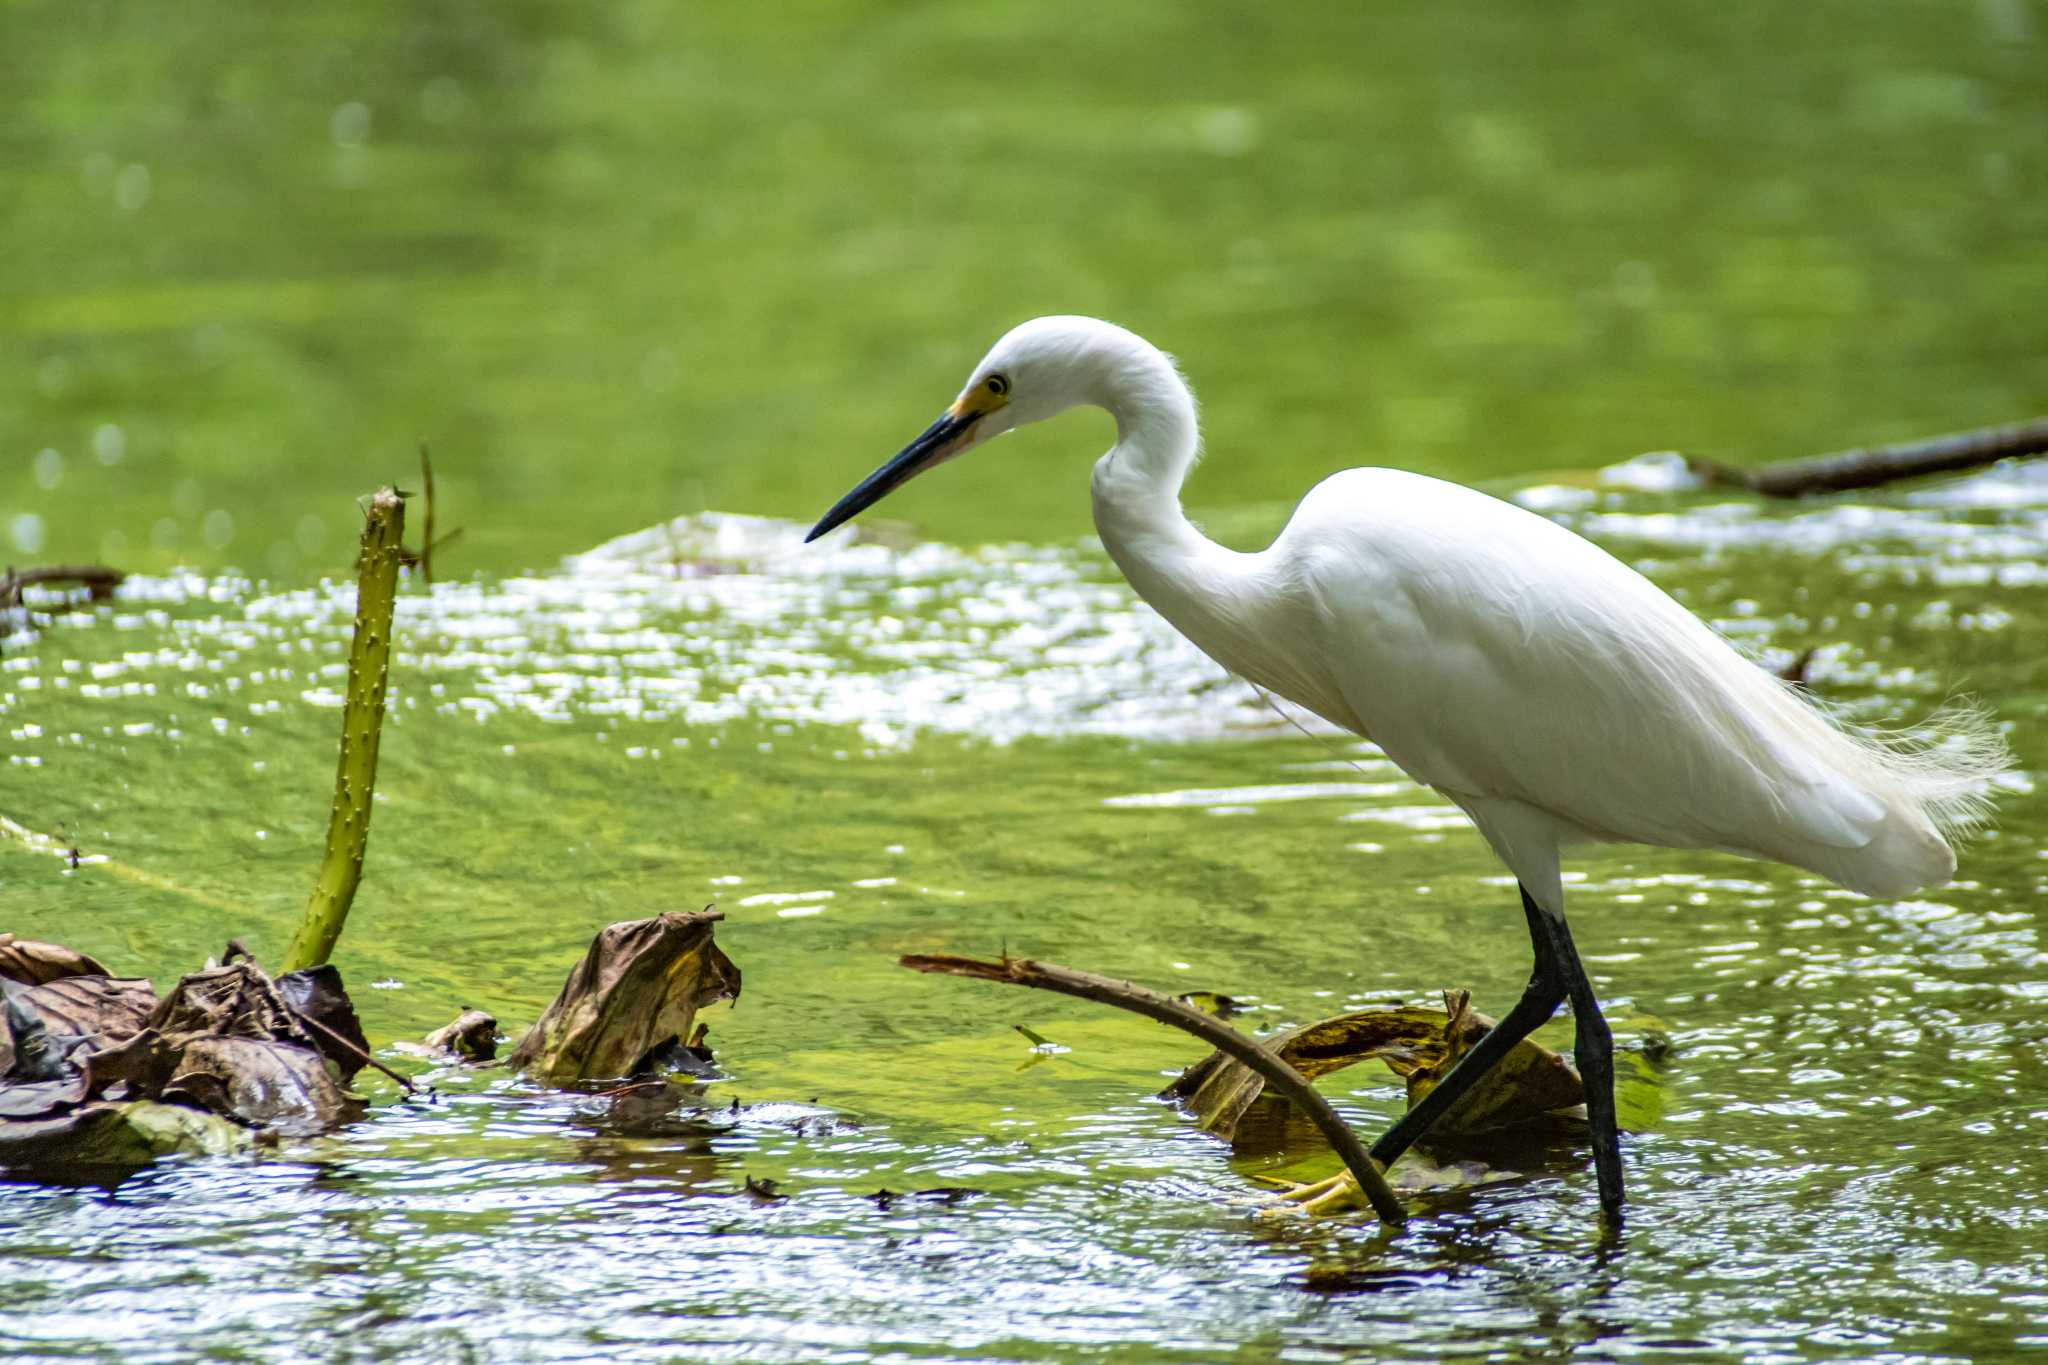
1884;697;2014;844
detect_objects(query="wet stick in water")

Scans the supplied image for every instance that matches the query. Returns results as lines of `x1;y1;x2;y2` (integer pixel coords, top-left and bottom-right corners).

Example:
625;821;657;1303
0;564;125;607
281;488;405;972
1687;416;2048;496
898;953;1406;1226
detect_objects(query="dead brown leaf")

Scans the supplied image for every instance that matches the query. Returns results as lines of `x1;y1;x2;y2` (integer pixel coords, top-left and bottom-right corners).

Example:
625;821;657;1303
1;975;159;1081
0;934;113;985
1166;989;1583;1147
274;965;371;1085
164;1036;365;1136
147;963;300;1044
15;975;158;1044
509;910;741;1086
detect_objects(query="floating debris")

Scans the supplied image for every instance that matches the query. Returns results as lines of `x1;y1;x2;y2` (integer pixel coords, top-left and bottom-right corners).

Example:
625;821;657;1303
870;1186;982;1211
1167;989;1584;1147
421;1008;500;1063
1687;416;2048;497
0;946;371;1170
508;910;740;1086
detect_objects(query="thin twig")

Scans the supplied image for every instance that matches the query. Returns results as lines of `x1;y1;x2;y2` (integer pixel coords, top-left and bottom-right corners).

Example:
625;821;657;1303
1776;646;1817;690
236;956;418;1097
591;1078;671;1100
294;1010;418;1095
419;444;437;585
1688;416;2048;497
899;952;1406;1225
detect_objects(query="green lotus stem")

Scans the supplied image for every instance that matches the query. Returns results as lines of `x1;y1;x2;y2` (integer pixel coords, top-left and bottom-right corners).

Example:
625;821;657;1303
281;488;405;972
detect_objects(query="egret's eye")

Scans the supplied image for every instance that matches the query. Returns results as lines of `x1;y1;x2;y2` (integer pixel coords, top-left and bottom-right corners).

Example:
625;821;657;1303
985;374;1010;397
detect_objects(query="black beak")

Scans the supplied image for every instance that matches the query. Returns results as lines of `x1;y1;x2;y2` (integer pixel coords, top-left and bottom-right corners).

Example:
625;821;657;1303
806;410;979;543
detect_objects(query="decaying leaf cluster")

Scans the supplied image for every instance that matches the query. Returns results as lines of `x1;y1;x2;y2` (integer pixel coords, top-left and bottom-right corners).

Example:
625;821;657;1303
0;936;369;1167
0;907;752;1173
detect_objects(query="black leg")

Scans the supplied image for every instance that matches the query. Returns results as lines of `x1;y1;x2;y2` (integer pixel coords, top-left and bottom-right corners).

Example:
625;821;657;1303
1368;884;1627;1225
1370;887;1564;1166
1535;907;1625;1223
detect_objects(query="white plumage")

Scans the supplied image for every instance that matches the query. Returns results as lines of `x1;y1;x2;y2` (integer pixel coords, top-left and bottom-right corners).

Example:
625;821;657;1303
1129;464;1995;902
808;314;2011;1219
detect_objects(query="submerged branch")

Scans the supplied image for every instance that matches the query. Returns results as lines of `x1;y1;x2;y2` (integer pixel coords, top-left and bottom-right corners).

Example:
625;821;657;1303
898;952;1406;1225
1688;416;2048;497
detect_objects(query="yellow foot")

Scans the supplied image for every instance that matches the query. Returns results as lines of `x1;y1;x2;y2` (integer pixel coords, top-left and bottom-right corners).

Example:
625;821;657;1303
1263;1171;1373;1217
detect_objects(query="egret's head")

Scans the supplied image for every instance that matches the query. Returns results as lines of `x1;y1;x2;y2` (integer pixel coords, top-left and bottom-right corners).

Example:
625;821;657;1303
805;316;1127;542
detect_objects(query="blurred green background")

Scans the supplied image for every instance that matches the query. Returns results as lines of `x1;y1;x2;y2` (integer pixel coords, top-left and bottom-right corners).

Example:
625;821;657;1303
4;0;2044;578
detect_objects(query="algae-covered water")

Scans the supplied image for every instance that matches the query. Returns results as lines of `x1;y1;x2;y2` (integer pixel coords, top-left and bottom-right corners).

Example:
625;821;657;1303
5;2;2048;1362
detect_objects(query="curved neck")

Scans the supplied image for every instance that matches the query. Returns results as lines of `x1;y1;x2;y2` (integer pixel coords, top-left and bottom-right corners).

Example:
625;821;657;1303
1088;354;1205;560
1087;350;1258;629
1105;374;1199;497
1044;321;1368;730
1079;331;1345;724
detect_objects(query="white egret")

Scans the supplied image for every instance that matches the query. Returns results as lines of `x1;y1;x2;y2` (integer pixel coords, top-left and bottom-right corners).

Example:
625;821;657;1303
806;316;2009;1223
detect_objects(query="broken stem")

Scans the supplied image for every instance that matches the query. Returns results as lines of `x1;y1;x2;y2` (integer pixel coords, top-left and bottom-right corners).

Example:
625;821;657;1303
1687;415;2048;497
281;488;405;972
899;953;1406;1225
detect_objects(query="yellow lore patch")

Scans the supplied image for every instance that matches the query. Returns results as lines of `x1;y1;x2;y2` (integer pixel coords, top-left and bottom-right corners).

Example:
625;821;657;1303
948;385;1010;421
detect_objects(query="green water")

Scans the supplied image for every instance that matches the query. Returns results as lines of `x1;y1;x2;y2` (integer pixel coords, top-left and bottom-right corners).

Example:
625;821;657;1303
5;3;2048;1362
5;494;2046;1361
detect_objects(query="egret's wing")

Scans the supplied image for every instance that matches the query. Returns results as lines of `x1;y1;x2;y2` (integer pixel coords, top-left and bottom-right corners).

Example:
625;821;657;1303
1290;471;1887;860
